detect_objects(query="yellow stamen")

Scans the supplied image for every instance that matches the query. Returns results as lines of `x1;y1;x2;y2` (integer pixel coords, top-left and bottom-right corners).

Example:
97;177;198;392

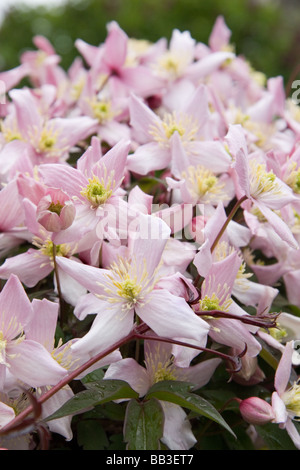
181;165;225;203
149;111;199;148
80;173;115;207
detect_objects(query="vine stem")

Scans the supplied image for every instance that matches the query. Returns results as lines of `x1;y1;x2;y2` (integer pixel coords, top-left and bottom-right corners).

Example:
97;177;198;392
210;195;248;253
194;195;248;288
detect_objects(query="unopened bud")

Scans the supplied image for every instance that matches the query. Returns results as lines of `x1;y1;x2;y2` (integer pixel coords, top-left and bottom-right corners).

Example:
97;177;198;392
239;397;275;425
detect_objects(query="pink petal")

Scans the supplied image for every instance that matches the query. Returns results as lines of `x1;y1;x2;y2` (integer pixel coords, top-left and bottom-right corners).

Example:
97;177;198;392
71;304;134;358
0;249;52;288
209;16;231;51
8;340;67;387
56;256;109;296
127;141;171;175
104;358;151;397
0;402;15;429
38;163;87;200
9;88;42;139
129;93;161;144
0;274;33;336
26;298;59;349
136;289;210;344
160;402;196;450
103;21;128;71
274;341;294;396
128;213;170;279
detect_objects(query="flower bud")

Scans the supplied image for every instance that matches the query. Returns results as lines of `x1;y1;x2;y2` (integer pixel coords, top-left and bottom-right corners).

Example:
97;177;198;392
36;188;76;232
239;397;275;425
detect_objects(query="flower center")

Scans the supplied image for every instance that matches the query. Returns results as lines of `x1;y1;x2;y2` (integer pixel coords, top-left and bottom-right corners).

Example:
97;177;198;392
282;382;300;420
285;162;300;194
47;201;64;215
80;174;114;207
0;121;22;142
249;161;282;199
37;128;58;153
32;237;72;265
153;359;177;383
96;256;158;312
149;111;199;148
90;99;115;123
158;52;182;78
116;279;142;303
199;293;223;312
181;165;225;203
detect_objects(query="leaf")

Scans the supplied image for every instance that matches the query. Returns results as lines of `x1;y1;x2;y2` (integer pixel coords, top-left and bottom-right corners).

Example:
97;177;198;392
146;380;236;438
124;398;164;450
81;367;105;384
255;423;298;450
45;380;139;421
77;420;109;450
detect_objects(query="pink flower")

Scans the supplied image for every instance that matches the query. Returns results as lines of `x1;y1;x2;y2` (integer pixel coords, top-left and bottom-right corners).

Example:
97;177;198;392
226;124;298;249
127;85;211;175
36;188;76;232
104;337;221;450
38;137;131;242
56;214;210;359
3;87;97;163
0;275;67;389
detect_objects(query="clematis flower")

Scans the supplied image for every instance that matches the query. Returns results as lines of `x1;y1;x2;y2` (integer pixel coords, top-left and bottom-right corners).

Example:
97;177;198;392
38;137;131;243
193;202;279;309
193;250;262;357
2;87;97;163
240;341;300;450
104;337;221;450
226;124;299;249
23;296;122;441
0;274;68;390
127;84;211;175
77;70;131;147
56;213;210;359
0;192;87;305
76;21;163;100
36;187;76;233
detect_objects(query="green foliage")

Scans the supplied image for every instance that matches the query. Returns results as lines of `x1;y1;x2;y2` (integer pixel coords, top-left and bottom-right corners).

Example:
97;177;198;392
124;398;164;450
146;380;236;438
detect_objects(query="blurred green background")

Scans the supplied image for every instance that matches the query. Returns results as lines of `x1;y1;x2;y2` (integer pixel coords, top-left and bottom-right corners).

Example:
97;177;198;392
0;0;299;88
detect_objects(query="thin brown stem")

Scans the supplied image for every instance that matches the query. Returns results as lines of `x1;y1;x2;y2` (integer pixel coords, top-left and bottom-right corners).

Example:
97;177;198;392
194;195;248;288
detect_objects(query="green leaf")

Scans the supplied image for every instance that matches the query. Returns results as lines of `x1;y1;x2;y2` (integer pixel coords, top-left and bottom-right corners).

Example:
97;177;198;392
45;380;139;421
81;367;105;384
124;398;164;450
77;420;109;450
146;380;236;438
255;423;298;450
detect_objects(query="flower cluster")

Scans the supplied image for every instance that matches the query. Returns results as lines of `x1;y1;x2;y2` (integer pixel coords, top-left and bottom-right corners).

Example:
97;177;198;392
0;17;300;450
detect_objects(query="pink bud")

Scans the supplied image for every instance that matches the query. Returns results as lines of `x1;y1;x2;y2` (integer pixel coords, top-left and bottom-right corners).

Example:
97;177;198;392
239;397;275;425
36;188;75;232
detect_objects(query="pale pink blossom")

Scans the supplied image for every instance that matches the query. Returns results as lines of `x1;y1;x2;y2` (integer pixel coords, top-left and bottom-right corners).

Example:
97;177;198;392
56;214;210;359
104;337;221;449
0;274;68;389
